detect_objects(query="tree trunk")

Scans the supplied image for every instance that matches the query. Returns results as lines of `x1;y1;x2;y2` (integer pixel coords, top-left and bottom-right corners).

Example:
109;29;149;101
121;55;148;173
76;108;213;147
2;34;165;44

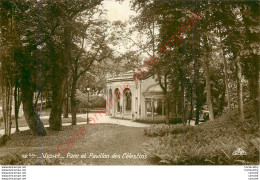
181;85;186;125
63;96;68;118
48;50;67;131
71;77;77;125
249;55;259;124
2;86;7;135
223;54;231;112
165;100;169;125
20;76;46;136
203;56;215;121
165;84;169;125
8;85;12;137
194;65;200;125
63;78;69;118
255;75;260;124
180;72;187;125
1;80;14;137
195;101;200;125
173;79;180;118
220;35;231;112
236;55;245;121
49;73;66;131
158;73;169;124
172;95;177;118
219;89;226;115
14;82;20;132
189;84;193;125
49;14;71;130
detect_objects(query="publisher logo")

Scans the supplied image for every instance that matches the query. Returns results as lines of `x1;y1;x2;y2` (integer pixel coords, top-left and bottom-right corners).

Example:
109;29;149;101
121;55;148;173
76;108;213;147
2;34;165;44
232;148;247;156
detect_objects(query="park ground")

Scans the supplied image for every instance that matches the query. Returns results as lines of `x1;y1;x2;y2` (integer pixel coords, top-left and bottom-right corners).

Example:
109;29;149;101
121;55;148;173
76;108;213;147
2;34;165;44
0;123;153;165
0;109;153;165
0;101;258;165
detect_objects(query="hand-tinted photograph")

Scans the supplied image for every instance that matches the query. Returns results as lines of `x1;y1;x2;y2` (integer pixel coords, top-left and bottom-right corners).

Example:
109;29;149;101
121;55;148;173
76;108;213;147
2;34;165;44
0;0;259;167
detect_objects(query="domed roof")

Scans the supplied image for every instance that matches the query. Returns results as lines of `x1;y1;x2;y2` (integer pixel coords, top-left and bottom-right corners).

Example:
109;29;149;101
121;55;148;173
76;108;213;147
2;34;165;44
146;84;163;93
143;84;164;98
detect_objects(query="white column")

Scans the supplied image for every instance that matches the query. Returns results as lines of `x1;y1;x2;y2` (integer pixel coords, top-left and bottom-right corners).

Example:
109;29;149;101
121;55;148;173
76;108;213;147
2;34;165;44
113;88;116;117
120;89;124;118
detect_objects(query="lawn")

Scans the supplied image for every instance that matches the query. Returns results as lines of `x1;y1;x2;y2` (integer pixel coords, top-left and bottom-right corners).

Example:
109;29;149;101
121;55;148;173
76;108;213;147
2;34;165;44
1;101;258;165
0;116;88;129
0;108;88;129
0;123;153;165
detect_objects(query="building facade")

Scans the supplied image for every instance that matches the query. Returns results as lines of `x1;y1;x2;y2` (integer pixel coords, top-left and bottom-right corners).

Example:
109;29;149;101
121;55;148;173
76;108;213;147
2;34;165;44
106;71;167;121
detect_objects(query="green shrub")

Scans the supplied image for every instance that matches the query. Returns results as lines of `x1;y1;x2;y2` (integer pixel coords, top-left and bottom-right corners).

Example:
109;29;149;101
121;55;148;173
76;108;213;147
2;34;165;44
144;124;169;136
0;153;61;165
134;117;182;124
0;153;23;165
144;124;192;137
143;108;259;165
143;129;259;165
170;117;182;124
76;90;106;111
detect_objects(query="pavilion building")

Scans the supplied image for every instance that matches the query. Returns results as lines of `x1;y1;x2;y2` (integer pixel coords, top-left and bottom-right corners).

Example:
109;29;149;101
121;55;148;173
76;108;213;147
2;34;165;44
106;71;167;121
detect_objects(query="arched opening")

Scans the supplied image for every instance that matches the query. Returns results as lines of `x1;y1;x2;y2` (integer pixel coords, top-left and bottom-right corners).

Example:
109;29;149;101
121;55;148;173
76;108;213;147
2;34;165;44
143;84;165;120
114;88;121;113
123;88;132;114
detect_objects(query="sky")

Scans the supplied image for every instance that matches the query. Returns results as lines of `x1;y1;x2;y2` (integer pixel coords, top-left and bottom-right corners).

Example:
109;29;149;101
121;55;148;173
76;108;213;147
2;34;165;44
100;0;151;62
102;0;136;22
101;0;145;56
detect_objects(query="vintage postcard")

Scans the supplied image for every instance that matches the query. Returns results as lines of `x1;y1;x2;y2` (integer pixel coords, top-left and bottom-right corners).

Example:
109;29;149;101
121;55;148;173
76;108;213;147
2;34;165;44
0;0;259;179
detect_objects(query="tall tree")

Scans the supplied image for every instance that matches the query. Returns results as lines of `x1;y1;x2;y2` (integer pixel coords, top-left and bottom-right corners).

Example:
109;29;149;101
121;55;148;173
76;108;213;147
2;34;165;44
44;0;103;130
0;0;47;135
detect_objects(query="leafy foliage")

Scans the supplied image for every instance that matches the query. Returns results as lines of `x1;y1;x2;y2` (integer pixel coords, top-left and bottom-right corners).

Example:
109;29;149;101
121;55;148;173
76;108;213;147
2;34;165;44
143;133;258;165
0;153;61;165
131;0;260;124
143;101;259;165
76;89;105;109
144;124;192;137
